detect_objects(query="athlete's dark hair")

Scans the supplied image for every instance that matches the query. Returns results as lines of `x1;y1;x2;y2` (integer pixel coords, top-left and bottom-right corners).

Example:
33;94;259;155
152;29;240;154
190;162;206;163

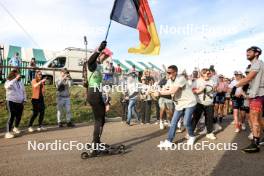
168;65;178;72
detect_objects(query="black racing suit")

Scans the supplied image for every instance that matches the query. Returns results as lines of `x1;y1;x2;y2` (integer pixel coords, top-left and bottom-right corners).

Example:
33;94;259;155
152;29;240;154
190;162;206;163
84;52;105;144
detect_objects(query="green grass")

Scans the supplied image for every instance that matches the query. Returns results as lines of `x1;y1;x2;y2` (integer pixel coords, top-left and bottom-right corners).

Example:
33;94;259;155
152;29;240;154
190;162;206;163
0;85;122;129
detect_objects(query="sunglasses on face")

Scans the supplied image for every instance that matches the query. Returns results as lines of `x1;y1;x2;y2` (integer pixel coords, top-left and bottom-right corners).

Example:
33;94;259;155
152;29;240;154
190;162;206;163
167;71;175;75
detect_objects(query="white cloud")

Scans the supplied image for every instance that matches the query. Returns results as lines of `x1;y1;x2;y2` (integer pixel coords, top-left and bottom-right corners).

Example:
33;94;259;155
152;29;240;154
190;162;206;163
1;0;264;77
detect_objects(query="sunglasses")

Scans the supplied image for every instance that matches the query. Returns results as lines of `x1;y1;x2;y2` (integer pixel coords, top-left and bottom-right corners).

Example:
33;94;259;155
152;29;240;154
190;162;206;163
167;72;175;75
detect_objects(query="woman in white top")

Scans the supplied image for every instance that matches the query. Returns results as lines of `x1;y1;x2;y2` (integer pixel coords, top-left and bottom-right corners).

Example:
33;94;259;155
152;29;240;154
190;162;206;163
4;69;26;138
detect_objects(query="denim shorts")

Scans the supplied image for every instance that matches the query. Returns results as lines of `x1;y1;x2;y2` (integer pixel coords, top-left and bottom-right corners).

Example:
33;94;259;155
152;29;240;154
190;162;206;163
214;93;226;104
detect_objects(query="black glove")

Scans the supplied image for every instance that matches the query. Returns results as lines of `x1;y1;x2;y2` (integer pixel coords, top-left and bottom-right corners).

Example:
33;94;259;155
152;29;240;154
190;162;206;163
242;84;249;92
230;86;237;99
98;41;107;52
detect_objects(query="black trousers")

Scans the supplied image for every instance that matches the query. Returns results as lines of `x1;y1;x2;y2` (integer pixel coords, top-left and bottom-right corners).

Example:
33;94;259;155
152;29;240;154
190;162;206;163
88;88;106;144
6;101;24;132
141;100;152;123
191;103;214;134
121;100;128;122
29;98;45;127
155;100;160;120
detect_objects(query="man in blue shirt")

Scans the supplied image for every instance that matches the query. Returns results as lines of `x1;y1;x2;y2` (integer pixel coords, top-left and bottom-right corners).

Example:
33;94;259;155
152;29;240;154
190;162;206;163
8;52;21;68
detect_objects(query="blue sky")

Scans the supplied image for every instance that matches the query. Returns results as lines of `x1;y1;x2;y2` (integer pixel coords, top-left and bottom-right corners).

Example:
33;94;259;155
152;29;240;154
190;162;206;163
0;0;264;76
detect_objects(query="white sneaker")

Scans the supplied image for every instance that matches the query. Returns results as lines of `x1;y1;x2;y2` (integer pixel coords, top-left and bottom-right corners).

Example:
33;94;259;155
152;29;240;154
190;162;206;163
176;127;185;133
235;128;240;133
206;133;217;140
5;132;15;139
199;128;207;135
231;121;235;125
241;123;246;131
13;127;21;134
185;133;190;140
248;133;253;140
159;121;165;130
167;121;171;127
37;126;47;131
176;129;182;133
214;123;222;132
187;136;196;146
28;127;34;133
155;121;159;125
157;140;173;149
164;120;168;126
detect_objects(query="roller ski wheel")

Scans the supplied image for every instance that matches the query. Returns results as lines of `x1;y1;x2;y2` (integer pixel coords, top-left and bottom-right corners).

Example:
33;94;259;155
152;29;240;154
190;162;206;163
107;144;126;155
81;152;90;159
118;145;126;154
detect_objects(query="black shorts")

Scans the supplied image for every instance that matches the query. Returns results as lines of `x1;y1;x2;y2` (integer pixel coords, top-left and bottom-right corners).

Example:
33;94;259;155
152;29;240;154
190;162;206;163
240;106;250;113
263;106;264;118
232;98;244;110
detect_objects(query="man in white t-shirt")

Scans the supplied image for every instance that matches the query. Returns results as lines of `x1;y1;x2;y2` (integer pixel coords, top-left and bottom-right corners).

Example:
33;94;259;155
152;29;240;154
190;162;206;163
235;46;264;153
155;65;197;148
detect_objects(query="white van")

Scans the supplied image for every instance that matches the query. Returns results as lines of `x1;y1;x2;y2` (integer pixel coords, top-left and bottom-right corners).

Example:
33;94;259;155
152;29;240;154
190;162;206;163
41;47;94;84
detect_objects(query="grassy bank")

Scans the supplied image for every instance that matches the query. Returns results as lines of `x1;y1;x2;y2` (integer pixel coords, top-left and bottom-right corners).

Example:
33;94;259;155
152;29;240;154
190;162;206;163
0;85;122;129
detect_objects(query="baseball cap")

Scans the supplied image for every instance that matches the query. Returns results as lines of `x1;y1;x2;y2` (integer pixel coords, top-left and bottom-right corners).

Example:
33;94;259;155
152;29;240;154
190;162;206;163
234;71;243;75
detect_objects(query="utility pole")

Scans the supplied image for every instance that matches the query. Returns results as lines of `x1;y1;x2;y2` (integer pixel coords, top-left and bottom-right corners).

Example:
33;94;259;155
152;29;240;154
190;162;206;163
84;36;88;60
0;45;4;81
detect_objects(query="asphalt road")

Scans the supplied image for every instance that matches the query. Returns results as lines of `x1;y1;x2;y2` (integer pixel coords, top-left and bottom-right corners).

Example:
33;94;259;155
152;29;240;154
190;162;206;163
0;116;264;176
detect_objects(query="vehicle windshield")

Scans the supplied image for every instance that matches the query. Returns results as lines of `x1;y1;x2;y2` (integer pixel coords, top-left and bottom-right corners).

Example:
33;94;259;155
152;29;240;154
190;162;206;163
47;57;66;68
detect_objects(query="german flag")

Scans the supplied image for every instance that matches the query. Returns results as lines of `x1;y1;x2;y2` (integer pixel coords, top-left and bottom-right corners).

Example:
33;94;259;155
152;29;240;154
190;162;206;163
110;0;160;55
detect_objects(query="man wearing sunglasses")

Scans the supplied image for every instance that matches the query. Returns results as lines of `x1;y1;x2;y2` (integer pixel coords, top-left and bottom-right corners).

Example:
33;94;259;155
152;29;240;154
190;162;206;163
156;65;197;148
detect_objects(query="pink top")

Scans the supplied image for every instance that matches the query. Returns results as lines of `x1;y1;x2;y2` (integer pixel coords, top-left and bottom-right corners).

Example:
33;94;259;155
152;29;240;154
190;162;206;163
217;82;228;92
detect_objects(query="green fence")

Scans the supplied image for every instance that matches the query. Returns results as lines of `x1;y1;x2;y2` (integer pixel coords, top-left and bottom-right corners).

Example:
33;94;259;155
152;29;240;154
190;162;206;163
1;60;46;84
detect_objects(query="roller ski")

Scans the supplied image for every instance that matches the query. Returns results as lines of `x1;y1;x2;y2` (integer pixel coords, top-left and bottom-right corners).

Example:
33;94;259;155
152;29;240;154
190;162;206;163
81;143;126;159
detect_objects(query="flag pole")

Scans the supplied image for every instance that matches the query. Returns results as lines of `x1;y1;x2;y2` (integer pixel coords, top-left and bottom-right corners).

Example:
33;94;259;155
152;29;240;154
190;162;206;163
104;20;112;41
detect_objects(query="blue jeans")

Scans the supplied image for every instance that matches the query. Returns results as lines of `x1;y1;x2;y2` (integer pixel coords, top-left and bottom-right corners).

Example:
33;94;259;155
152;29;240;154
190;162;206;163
29;70;35;82
168;105;196;142
127;98;139;124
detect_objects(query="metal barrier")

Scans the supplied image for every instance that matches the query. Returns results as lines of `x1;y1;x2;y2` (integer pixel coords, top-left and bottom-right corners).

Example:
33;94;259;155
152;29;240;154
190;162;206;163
1;60;46;84
0;64;82;85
